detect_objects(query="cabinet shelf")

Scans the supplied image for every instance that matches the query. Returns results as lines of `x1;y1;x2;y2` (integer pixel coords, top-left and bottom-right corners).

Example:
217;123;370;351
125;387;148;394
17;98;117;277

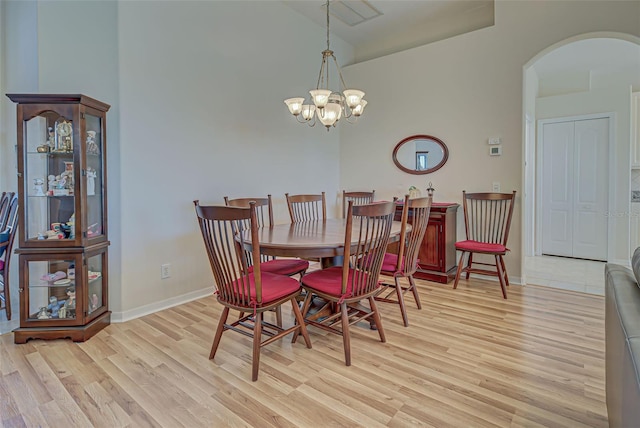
28;283;76;288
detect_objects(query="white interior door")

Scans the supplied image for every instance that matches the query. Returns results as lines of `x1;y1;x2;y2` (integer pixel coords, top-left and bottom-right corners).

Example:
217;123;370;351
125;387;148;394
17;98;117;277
541;121;574;257
540;117;608;261
572;118;608;260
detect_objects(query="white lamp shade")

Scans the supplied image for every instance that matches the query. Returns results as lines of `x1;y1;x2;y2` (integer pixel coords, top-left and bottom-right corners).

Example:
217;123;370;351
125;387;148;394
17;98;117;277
318;102;341;127
284;97;305;116
352;99;368;116
301;104;316;121
343;89;365;108
309;89;332;108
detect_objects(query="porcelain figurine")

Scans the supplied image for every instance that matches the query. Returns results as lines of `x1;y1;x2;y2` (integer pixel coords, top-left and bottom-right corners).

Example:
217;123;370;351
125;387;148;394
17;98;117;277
33;178;45;196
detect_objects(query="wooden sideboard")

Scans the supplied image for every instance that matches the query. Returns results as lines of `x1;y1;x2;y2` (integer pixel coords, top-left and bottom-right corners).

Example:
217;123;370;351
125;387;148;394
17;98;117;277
392;202;459;284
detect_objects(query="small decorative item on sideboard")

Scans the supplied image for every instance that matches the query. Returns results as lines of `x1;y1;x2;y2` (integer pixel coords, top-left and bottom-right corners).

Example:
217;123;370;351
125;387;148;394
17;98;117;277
427;182;435;197
408;186;421;199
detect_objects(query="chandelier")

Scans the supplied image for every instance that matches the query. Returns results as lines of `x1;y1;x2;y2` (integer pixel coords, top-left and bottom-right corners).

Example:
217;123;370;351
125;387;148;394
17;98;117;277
284;1;367;130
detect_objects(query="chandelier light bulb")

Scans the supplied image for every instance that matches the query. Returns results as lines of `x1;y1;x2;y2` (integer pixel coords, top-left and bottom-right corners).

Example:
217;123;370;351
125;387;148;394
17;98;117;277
284;98;305;116
343;89;365;109
318;102;342;128
352;99;368;117
309;89;332;108
301;104;316;121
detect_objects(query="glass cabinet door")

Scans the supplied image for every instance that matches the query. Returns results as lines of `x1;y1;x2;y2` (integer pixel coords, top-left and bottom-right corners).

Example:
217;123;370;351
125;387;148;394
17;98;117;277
24;112;77;243
84;113;105;241
23;256;80;324
86;251;106;317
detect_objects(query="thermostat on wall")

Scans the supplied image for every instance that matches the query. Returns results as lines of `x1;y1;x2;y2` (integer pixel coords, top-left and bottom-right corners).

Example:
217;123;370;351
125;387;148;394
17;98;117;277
489;146;502;156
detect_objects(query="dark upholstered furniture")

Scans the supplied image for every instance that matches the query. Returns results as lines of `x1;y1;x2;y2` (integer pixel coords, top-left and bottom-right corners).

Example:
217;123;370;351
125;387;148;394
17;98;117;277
605;247;640;427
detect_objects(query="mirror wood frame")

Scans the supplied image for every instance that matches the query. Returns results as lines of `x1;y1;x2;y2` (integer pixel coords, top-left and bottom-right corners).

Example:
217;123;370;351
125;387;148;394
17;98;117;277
392;134;449;175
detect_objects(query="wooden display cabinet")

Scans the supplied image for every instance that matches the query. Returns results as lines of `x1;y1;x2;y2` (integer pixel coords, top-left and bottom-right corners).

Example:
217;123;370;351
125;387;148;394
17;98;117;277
393;202;459;283
7;94;111;343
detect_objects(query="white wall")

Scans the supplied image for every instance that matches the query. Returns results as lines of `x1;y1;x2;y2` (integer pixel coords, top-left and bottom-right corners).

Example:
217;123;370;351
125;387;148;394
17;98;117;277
2;0;352;319
1;0;39;191
1;0;40;308
339;0;640;281
116;1;347;316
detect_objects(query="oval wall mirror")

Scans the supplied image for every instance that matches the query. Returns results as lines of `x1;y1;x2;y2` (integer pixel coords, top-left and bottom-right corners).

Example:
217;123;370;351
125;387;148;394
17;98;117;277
392;134;449;175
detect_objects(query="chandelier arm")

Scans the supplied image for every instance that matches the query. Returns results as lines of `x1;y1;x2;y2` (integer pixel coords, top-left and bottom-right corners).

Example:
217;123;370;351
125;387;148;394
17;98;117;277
344;114;359;124
317;54;328;90
330;54;349;93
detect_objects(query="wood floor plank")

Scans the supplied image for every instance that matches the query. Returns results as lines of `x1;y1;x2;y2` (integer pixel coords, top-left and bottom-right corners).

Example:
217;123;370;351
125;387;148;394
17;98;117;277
0;279;609;427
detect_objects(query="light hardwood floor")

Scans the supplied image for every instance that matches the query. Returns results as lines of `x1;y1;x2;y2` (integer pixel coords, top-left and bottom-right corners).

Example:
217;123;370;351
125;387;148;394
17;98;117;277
0;277;607;427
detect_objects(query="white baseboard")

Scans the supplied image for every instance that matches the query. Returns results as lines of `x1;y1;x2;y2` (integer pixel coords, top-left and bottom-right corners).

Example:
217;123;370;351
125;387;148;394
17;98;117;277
111;286;214;323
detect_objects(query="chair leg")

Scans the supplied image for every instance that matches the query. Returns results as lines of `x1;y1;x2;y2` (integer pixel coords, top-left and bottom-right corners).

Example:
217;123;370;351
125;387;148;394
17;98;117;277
499;255;510;286
292;291;313;344
340;301;351;366
3;278;10;321
453;251;467;289
368;296;386;343
408;275;422;310
495;255;508;299
290;297;312;349
275;306;283;328
465;253;473;280
210;306;230;359
394;276;409;327
251;312;263;381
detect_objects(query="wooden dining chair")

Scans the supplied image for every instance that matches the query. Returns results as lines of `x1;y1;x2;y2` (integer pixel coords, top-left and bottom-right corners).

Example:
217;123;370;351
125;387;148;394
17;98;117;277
453;191;517;299
285;192;326;222
194;200;312;381
342;190;375;218
224;195;309;278
376;194;432;327
293;200;395;366
224;195;309;327
0;193;18;320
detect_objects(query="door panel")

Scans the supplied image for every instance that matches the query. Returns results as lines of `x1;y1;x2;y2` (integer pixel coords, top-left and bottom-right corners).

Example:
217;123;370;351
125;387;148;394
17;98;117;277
542;121;573;256
540;117;608;261
573;118;608;260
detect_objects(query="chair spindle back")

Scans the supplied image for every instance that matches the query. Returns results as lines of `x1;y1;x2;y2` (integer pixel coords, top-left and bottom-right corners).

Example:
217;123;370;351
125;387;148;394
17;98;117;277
463;191;516;246
286;192;326;222
194;200;265;306
342;190;375;218
342;201;395;297
396;194;432;275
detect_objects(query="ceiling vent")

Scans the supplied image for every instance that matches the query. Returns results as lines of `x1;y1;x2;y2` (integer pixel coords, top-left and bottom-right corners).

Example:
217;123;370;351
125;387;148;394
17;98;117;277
327;1;382;27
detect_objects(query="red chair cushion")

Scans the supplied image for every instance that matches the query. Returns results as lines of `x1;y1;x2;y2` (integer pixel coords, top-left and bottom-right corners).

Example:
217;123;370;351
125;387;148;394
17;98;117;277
301;266;372;298
381;253;402;273
221;272;301;306
455;240;507;254
380;253;421;275
248;259;309;276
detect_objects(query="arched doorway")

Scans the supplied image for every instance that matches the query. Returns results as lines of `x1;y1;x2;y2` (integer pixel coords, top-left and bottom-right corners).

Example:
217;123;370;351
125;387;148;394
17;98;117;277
521;33;640;294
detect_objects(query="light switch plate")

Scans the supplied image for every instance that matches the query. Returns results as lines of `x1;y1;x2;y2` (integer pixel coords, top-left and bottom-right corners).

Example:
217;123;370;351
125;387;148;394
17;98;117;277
488;137;501;145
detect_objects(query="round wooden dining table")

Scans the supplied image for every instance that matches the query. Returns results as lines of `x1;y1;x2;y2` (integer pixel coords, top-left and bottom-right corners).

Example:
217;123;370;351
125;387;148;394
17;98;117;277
244;218;406;267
